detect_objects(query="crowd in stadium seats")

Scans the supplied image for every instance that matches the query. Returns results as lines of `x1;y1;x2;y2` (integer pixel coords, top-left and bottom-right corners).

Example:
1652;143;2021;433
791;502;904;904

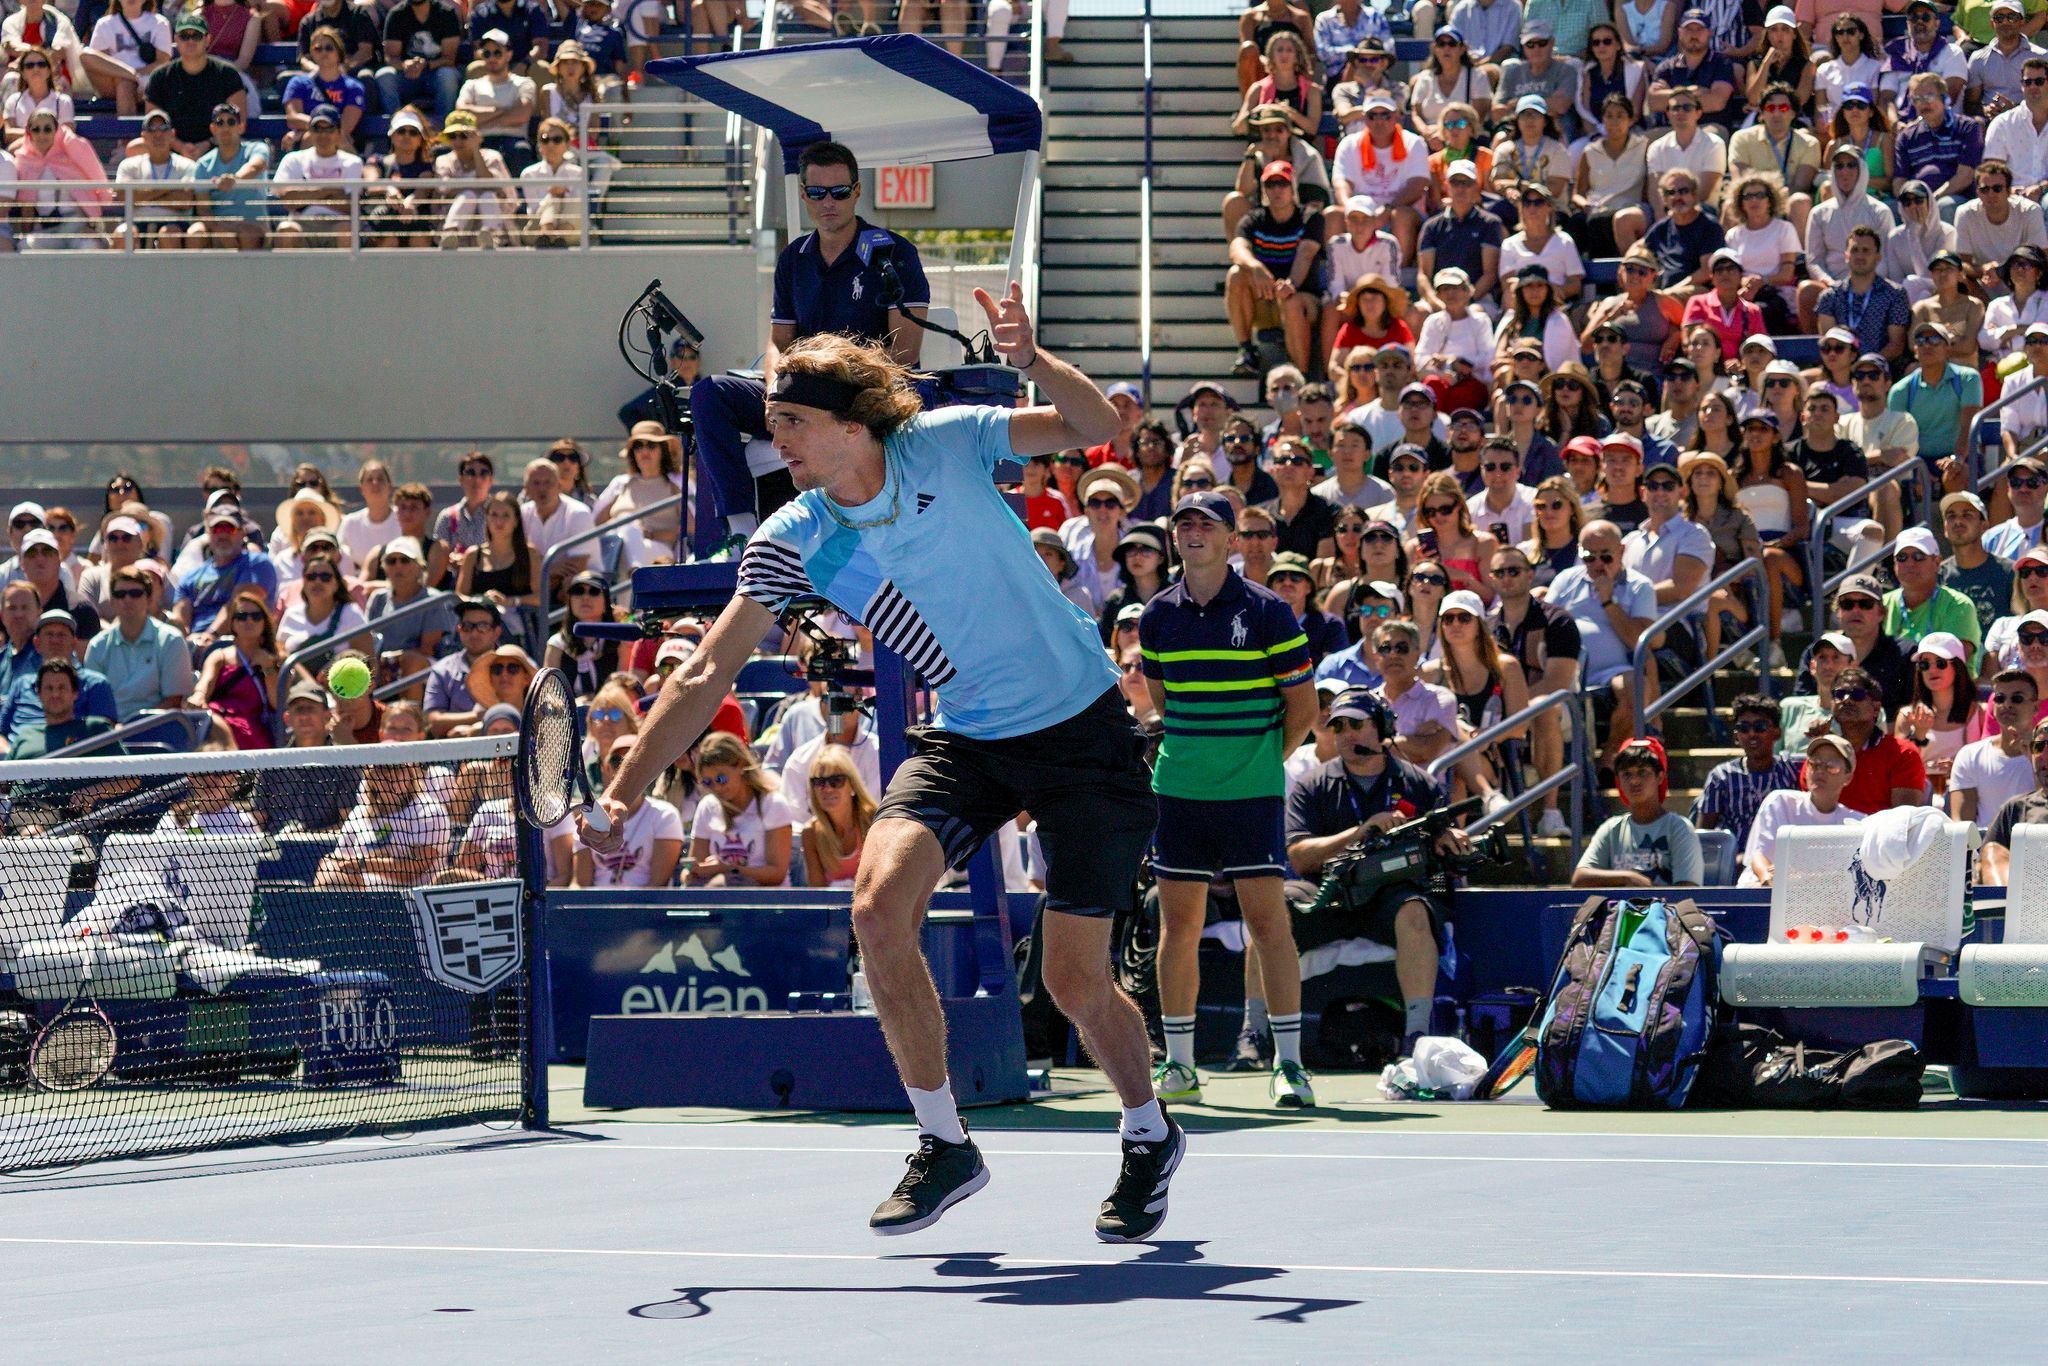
0;0;1057;248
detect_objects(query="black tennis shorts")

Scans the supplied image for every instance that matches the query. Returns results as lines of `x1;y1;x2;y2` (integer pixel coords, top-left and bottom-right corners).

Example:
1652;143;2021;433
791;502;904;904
875;687;1157;918
1152;793;1291;883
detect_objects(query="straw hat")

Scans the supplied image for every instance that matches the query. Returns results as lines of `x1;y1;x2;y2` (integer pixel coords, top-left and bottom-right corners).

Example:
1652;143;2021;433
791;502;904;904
466;643;538;708
1541;360;1596;402
1076;464;1139;511
1342;272;1410;324
274;488;342;537
1677;451;1738;506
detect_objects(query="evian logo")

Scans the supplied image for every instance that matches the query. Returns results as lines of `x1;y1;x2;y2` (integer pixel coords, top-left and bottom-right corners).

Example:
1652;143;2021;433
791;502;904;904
620;933;769;1014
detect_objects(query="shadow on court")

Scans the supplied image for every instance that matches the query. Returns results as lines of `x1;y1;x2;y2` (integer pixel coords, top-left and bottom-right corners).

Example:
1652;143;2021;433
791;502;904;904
627;1241;1361;1325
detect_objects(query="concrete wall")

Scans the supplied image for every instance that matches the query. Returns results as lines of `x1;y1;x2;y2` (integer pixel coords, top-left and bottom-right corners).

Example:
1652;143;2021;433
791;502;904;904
6;246;763;444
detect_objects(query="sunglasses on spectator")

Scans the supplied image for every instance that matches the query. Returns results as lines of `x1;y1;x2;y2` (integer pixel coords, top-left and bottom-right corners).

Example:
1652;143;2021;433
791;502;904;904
1086;495;1125;510
1591;34;1616;46
1433;35;1461;45
1643;478;1681;492
1439;611;1477;627
1356;602;1393;618
1741;190;1771;201
1237;529;1277;541
1444;117;1471;129
489;662;529;677
1668;102;1699;114
1410;571;1448;587
1374;639;1414;655
1833;686;1875;704
1327;716;1376;732
1481;460;1519;473
393;127;421;137
1895;549;1933;565
2027;76;2048;88
810;772;851;790
1619;261;1652;275
105;530;138;544
1272;455;1311;467
1366;110;1395;121
1524;37;1551;47
1492;563;1526;579
1224;432;1256;445
111;587;147;601
2011;473;2046;491
2023;628;2048;647
1390;459;1426;472
1054;454;1087;466
232;611;266;623
21;59;49;70
480;44;506;55
1423;503;1459;518
2022;565;2048;581
1534;498;1570;512
589;706;628;724
802;184;855;200
303;570;337;583
45;519;73;533
1994;691;2035;706
1336;521;1367;534
540;134;568;145
568;584;606;598
702;771;734;786
1506;393;1537;407
1581;550;1616;565
1898;191;1927;204
1915;656;1954;672
1851;369;1887;382
1821;341;1851;353
446;130;477;140
10;517;38;531
1180;475;1215;488
459;617;498;631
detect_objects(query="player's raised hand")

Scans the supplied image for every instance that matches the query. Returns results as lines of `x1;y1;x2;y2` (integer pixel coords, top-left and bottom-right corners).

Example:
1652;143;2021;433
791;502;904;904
579;795;628;854
973;280;1038;369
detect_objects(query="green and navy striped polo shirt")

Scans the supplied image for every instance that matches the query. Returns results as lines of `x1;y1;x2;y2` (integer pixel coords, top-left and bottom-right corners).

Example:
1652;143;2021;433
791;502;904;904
1138;568;1315;801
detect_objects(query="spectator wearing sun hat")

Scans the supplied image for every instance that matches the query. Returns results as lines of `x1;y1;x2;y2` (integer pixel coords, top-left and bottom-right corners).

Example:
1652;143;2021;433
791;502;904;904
1059;465;1139;615
1094;522;1172;646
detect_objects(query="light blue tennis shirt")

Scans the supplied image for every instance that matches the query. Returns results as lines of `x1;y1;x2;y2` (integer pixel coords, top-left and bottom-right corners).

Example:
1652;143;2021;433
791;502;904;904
736;405;1117;740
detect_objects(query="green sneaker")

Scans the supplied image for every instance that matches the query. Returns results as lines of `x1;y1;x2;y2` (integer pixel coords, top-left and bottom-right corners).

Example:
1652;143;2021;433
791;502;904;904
1269;1060;1315;1109
1151;1060;1201;1103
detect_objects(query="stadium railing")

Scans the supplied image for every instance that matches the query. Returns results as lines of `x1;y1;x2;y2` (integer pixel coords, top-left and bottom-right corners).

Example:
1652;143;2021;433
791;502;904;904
1806;458;1931;600
41;709;210;762
1630;557;1771;740
535;491;686;630
273;589;458;743
1970;372;2048;490
1427;687;1587;864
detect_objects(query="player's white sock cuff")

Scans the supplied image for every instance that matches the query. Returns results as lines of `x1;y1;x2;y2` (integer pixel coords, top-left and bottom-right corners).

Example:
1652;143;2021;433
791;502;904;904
1404;998;1433;1038
1161;1014;1196;1071
1121;1098;1167;1143
1245;997;1270;1034
1269;1012;1303;1068
906;1082;966;1145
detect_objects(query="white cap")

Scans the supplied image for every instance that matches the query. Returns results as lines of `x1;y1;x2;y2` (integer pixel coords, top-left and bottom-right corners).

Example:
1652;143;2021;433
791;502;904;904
104;515;144;538
481;26;511;43
389;109;426;136
1740;334;1778;354
1444;159;1480;181
1894;526;1940;557
1364;578;1405;610
1600;431;1644;457
8;501;44;525
1994;0;2026;15
380;535;424;562
1439;589;1488;619
2020;608;2048;633
1433;265;1472;288
1815;630;1855;657
1346;194;1387;215
1913;630;1968;662
1364;91;1398;113
1763;358;1804;379
1822;326;1858;347
19;529;58;554
1764;4;1798;25
655;636;696;668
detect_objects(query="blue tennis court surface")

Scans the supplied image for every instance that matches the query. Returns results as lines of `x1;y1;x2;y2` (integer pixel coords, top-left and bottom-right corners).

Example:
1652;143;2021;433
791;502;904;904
8;1081;2048;1362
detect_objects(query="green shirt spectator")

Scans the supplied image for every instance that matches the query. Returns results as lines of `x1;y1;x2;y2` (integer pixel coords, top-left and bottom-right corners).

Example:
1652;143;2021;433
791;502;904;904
84;603;195;721
1884;527;1984;669
7;715;118;761
1887;329;1984;462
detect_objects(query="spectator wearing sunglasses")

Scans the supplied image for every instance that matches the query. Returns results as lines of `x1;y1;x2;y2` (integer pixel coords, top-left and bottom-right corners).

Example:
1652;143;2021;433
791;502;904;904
83;564;192;720
1649;13;1740;133
689;139;929;553
192;102;269;250
421;597;504;735
1739;733;1863;886
283;26;366;152
1490;541;1580;835
1548;519;1661;766
1950;670;2039;830
778;693;881;827
1829;664;1930;814
1060;466;1138;615
1886;526;1983;671
454;27;535;173
1694;693;1804;852
1984;53;2048;203
1794;574;1914;717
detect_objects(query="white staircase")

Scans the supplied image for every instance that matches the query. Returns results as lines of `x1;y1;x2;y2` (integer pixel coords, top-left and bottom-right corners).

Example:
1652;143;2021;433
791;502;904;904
1038;13;1254;408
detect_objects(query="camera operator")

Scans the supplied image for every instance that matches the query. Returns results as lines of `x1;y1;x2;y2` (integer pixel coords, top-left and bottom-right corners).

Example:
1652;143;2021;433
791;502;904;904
688;140;930;554
1284;687;1470;1055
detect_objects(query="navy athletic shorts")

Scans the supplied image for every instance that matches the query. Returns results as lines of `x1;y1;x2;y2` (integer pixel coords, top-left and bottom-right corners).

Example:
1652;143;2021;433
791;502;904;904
1150;793;1291;883
874;687;1157;917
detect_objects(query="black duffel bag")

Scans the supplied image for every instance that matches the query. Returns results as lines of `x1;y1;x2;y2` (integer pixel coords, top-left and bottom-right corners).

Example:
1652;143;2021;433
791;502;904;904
1693;1024;1925;1109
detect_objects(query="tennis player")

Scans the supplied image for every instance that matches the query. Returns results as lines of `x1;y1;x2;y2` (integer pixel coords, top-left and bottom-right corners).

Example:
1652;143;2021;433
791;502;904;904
586;283;1182;1242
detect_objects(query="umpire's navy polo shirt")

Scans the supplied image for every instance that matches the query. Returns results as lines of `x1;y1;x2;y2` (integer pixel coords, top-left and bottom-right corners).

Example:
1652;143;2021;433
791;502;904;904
771;217;932;342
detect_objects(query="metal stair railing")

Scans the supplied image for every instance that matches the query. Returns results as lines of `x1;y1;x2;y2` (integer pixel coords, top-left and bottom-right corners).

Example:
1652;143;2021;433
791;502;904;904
1631;557;1772;740
1426;688;1587;866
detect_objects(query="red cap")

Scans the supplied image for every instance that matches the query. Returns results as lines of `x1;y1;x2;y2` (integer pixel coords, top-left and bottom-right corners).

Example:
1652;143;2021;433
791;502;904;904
1260;159;1295;183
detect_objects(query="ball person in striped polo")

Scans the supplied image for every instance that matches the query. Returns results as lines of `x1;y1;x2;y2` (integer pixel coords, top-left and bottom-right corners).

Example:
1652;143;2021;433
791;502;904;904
1139;490;1321;1108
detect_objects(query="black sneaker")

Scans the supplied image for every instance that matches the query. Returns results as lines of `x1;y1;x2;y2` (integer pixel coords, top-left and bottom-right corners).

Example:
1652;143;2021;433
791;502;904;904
869;1131;989;1236
1231;344;1260;376
1095;1115;1186;1243
1218;1025;1271;1073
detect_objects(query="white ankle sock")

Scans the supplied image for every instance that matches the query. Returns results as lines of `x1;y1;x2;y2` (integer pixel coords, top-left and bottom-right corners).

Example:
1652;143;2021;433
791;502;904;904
1121;1098;1167;1142
1269;1012;1303;1068
906;1081;965;1144
1245;997;1270;1034
1404;998;1433;1038
1161;1014;1196;1071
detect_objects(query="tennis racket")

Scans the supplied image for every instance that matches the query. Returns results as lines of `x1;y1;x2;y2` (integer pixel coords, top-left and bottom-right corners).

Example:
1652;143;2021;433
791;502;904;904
1470;1021;1540;1101
514;668;611;834
29;928;115;1092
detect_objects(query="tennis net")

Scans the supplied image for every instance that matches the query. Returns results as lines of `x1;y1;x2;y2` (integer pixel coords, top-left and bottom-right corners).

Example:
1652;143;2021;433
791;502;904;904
0;735;542;1173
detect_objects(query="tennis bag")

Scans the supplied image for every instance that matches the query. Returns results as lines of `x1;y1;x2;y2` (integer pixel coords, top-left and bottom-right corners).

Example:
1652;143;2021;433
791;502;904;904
1534;895;1722;1110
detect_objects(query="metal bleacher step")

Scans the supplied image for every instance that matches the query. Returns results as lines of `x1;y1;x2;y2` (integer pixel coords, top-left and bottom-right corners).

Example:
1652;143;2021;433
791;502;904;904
1041;318;1238;348
1044;290;1223;322
1046;111;1229;140
1047;87;1241;117
1043;237;1220;268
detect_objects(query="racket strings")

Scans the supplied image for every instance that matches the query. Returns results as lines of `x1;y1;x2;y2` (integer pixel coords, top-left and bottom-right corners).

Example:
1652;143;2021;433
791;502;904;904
520;673;578;827
31;1013;116;1091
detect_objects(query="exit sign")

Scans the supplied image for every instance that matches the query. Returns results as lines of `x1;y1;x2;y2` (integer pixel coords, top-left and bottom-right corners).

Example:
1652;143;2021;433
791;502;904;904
875;164;934;210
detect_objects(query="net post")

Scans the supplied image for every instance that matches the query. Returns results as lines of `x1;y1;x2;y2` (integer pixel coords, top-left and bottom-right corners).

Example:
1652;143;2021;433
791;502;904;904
520;801;552;1132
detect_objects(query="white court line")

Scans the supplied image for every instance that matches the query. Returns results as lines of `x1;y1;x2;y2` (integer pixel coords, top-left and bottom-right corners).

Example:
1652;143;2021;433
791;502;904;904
563;1118;2048;1146
529;1143;2048;1171
4;1235;2048;1292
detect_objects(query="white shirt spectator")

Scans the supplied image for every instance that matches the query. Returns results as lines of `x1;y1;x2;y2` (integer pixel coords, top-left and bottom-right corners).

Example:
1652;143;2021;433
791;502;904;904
1546;562;1659;685
1738;789;1862;885
519;493;594;563
517;153;583;213
1621;516;1715;596
1725;218;1801;280
584;795;685;887
1949;736;2036;827
1814;52;1883;124
337;506;400;571
1985;102;2048;194
3;8;87;89
277;598;369;656
778;725;882;825
762;691;827;772
1416;308;1496;373
1491;308;1580;371
689;789;791;886
88;9;169;69
114;150;195;221
1333;126;1430;205
273;145;364;218
154;804;262;838
1645;126;1727;194
1468;483;1539;544
333;792;451;885
1312;472;1396;509
1324;227;1401;303
1498;229;1584;290
3;87;73;136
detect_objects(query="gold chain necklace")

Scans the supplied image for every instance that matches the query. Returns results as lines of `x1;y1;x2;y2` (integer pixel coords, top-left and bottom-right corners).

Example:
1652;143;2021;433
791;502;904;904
820;449;901;531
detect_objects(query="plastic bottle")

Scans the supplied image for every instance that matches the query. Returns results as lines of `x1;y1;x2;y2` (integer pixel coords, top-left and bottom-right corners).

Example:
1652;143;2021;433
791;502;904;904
850;969;873;1014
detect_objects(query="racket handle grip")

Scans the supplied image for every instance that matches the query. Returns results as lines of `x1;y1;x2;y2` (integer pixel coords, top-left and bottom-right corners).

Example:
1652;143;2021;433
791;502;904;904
572;622;648;641
585;803;613;834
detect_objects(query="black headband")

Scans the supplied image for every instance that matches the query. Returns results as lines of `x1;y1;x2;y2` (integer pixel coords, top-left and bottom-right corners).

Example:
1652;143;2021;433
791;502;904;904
770;370;870;413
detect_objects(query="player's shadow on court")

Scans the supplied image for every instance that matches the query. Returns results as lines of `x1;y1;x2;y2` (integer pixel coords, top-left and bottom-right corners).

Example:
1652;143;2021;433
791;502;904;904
628;1240;1358;1324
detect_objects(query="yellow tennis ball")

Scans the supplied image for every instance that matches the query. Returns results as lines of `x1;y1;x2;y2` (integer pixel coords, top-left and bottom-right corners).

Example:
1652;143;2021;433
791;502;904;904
328;657;373;700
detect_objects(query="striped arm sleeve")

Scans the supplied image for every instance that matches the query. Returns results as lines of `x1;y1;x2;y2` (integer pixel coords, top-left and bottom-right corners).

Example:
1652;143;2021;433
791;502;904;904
735;537;814;615
1261;600;1315;687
